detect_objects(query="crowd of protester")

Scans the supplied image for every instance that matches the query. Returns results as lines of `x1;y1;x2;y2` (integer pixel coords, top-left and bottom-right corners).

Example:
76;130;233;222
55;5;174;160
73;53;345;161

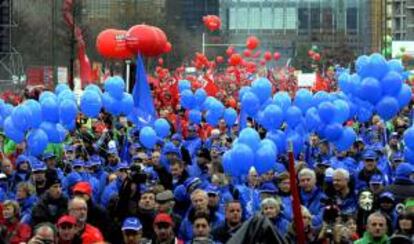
0;80;413;244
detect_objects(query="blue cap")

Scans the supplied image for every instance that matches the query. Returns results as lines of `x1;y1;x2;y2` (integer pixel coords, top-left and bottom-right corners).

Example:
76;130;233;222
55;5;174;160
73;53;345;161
363;149;377;160
379;191;395;202
396;163;414;181
369;174;384;185
122;217;142;231
259;182;278;195
72;159;84;168
116;161;129;171
16;155;29;167
89;155;102;166
205;185;220;196
162;142;181;157
64;145;75;152
171;133;182;141
32;161;47;172
42;152;56;161
107;147;118;155
184;177;202;193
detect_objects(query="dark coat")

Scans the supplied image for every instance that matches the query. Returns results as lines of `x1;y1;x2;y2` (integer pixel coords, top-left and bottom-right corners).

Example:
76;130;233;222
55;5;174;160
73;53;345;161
31;193;68;227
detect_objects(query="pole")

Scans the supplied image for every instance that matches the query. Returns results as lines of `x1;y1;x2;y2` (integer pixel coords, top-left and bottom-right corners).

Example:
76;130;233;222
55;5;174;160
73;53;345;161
51;0;57;85
125;59;131;93
202;32;206;55
69;0;75;89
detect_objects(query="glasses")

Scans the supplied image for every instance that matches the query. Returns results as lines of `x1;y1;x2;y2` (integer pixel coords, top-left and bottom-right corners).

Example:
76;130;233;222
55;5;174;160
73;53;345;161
59;224;75;230
155;223;171;229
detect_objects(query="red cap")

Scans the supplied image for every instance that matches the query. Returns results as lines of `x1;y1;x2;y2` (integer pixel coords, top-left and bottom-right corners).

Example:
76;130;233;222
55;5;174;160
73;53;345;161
154;213;174;226
57;215;77;226
72;181;92;197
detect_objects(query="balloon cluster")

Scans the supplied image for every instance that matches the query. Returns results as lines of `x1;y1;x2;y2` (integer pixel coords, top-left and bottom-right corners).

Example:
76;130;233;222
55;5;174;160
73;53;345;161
100;77;133;117
96;24;171;59
203;15;221;32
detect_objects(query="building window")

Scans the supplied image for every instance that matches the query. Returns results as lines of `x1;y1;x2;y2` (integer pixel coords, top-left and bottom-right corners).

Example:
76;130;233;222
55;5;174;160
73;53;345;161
298;8;309;30
347;7;357;30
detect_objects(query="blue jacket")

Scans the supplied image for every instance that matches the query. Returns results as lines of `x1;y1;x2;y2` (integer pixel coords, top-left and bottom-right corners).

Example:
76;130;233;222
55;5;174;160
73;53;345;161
271;216;290;236
182;137;202;158
300;187;323;228
179;208;224;242
100;178;122;207
279;194;293;222
234;184;261;219
332;192;358;215
17;195;38;224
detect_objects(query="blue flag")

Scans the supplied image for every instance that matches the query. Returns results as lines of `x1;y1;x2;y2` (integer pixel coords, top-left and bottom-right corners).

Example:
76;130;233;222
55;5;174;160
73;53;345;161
128;54;157;128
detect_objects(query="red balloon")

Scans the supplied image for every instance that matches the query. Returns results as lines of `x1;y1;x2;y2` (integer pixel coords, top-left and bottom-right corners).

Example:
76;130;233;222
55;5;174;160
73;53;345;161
246;36;260;50
126;24;168;57
227;97;237;108
229;53;242;66
158;58;164;66
203;15;221;31
163;42;172;53
308;50;315;57
264;51;272;61
273;52;281;61
246;62;257;73
226;46;235;56
96;29;133;60
243;49;252;57
313;53;321;62
216;56;224;63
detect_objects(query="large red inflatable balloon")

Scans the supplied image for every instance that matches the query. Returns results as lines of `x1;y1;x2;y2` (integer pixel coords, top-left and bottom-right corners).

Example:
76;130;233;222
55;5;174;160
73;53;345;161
273;52;281;61
264;51;272;61
96;29;133;60
126;24;168;57
246;36;260;50
163;42;172;53
203;15;221;31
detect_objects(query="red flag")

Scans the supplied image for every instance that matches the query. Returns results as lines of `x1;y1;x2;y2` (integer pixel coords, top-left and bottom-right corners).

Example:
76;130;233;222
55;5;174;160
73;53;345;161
288;142;306;244
203;73;219;96
312;72;328;92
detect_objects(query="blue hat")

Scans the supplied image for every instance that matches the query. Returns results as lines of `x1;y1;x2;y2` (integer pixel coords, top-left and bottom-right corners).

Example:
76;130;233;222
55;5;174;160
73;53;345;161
369;174;384;185
162;142;181;156
116;161;129;171
173;184;188;202
65;172;82;189
171;133;182;141
89;155;102;166
122;217;142;231
107;147;118;155
259;182;278;195
363;149;377;160
396;163;414;181
184;177;202;193
42;152;56;161
16;155;29;167
379;191;395;202
205;185;220;196
64;145;75;152
156;138;165;146
72;159;84;168
31;161;47;172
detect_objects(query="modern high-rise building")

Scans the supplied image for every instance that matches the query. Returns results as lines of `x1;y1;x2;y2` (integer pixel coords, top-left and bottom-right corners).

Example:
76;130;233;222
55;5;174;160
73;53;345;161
390;0;414;40
218;0;380;59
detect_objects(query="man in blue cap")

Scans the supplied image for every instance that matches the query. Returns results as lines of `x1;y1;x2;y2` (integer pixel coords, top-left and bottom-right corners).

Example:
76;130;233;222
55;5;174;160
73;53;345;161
121;217;145;244
30;160;48;195
385;162;414;203
12;155;31;191
369;174;386;197
105;147;120;173
171;133;192;166
356;149;388;191
62;145;76;174
43;152;64;181
182;125;202;160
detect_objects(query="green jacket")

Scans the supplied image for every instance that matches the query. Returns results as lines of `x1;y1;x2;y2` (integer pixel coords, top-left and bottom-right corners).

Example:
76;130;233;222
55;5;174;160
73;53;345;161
354;232;389;244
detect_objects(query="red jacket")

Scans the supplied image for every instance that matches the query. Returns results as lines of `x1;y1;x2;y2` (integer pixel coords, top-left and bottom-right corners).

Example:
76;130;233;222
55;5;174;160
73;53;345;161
0;219;32;244
81;224;104;244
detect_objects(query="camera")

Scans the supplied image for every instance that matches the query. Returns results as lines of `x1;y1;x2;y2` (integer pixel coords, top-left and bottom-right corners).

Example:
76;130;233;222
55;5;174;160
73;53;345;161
322;198;341;238
129;163;149;184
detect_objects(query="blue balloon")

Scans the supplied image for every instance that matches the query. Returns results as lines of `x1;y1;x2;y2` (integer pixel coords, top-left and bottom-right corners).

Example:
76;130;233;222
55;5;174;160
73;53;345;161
205;111;220;126
202;97;216;111
41;97;59;123
334;127;357;152
266;130;286;154
59;100;78;125
62;120;76;131
27;129;49;156
139;126;157;149
285;106;302;128
209;100;225;118
255;144;277;174
324;123;343;142
154;118;171;138
333;100;350;124
80;90;102;118
3;116;24;143
121;93;134;115
295;89;313;113
55;83;70;95
194;89;207;107
285;130;304;156
57;90;76;104
262;105;283;131
224;108;237;127
397;84;412;109
381;71;403;96
180;90;196;110
273;91;291;112
312;91;330;107
39;91;58;104
102;92;115;113
404;127;414;150
11;105;31;132
318;102;336;124
369;53;389;80
359;77;382;104
239;86;252;100
85;84;103;96
189;110;202;124
222;150;235;176
231;143;254;176
238;128;261;151
252;77;272;104
356;55;370;78
104;76;125;100
305;107;321;132
25;100;42;128
356;104;373;123
338;73;352;94
241;91;260;117
404;147;414;165
260;139;278;154
40;122;60;143
349;74;362;96
56;124;67;143
376;96;399;121
178;80;191;93
388;59;404;73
